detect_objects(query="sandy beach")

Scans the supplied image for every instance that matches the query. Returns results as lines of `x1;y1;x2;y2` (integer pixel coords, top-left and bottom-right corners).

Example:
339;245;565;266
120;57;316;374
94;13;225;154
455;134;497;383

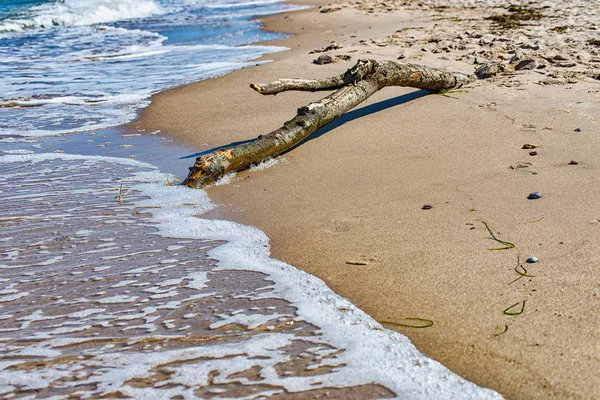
133;0;600;398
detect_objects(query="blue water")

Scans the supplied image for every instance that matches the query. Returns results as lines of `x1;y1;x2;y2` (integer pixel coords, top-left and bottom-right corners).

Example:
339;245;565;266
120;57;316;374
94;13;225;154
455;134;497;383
0;0;302;137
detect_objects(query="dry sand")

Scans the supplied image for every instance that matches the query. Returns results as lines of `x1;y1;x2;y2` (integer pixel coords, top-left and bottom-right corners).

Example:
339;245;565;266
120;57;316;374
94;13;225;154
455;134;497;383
132;0;600;398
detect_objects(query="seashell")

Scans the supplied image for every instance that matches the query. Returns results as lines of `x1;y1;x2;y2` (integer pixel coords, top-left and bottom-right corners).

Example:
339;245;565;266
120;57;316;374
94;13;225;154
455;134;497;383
526;256;539;263
527;192;542;200
522;143;537;149
422;204;432;210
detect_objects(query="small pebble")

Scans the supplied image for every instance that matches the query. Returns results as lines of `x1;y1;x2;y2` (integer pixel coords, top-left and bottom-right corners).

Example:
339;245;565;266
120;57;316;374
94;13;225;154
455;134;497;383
527;192;542;200
522;143;537;149
568;160;579;165
574;128;581;132
529;151;537;156
526;256;539;263
422;204;432;210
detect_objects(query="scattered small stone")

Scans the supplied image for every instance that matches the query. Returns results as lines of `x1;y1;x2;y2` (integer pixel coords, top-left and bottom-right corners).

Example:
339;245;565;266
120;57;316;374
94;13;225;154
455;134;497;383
309;42;343;54
574;128;581;132
554;61;577;68
520;42;540;50
313;54;351;65
397;54;406;60
475;62;503;79
422;204;432;210
522;143;537;149
529;151;537;156
527;192;542;200
568;160;579;165
515;58;537;70
526;256;539;263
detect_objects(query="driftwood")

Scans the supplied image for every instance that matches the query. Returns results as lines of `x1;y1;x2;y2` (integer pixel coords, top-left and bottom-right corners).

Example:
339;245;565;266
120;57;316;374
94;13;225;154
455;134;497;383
182;59;474;188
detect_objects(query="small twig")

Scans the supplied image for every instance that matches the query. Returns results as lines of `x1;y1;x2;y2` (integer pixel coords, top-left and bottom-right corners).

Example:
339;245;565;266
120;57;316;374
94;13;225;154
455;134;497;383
503;301;526;316
116;183;127;204
380;317;434;329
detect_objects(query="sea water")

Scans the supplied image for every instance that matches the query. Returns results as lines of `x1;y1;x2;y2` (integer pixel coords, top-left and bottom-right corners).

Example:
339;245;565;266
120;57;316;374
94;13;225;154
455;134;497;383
0;0;293;136
0;0;502;398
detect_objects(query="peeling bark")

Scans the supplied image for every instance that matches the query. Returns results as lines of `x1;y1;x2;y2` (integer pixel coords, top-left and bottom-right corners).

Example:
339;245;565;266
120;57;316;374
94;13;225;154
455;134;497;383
183;59;474;188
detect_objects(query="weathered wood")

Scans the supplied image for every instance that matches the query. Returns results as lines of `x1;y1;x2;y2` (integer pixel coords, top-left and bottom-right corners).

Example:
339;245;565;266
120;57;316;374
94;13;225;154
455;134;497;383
183;59;474;188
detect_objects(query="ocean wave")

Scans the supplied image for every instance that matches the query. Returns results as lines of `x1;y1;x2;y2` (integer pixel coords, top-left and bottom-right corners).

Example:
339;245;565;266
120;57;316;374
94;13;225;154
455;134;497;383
0;0;165;34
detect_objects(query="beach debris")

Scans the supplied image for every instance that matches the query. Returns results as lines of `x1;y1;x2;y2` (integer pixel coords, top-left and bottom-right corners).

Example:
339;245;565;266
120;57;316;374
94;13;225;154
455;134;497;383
526;256;539;263
313;54;351;64
309;42;343;54
482;221;515;250
421;204;432;210
510;263;535;284
527;191;542;200
487;6;543;30
503;300;526;316
493;324;509;336
475;62;511;79
184;60;474;188
346;260;369;266
529;151;537;156
569;160;579;165
522;143;537;149
574;128;582;132
319;5;341;13
379;317;434;329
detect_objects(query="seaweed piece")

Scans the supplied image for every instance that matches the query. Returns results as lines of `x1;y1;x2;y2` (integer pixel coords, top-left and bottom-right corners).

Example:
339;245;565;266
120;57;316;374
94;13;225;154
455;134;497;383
509;263;535;285
503;301;526;316
493;324;509;336
380;318;434;329
487;6;543;30
588;39;600;47
482;221;515;250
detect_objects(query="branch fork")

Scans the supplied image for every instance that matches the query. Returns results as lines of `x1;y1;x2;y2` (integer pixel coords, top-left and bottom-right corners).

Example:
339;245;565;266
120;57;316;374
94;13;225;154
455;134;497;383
183;60;474;188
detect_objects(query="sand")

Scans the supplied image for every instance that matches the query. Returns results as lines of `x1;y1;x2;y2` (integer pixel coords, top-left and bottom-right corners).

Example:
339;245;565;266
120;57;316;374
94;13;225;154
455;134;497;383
132;0;600;398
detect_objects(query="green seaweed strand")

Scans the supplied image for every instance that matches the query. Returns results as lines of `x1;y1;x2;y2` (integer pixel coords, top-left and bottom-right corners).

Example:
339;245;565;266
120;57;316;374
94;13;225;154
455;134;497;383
482;221;515;250
503;301;526;316
380;318;434;329
509;264;535;285
493;324;509;337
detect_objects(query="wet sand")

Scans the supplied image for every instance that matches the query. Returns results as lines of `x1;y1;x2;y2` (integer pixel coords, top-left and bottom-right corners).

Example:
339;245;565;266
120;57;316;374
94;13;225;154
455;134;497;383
133;0;600;398
0;156;399;398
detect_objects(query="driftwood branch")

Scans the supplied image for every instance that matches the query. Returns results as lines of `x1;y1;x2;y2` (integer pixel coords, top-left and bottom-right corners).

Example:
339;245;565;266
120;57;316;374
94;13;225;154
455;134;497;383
183;59;474;188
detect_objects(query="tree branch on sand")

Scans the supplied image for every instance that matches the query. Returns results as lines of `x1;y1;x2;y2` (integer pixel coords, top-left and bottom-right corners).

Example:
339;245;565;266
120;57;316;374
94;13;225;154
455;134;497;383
182;59;475;188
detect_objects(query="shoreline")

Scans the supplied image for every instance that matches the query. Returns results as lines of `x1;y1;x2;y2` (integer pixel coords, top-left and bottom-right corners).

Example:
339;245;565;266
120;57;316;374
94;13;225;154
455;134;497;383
132;1;600;398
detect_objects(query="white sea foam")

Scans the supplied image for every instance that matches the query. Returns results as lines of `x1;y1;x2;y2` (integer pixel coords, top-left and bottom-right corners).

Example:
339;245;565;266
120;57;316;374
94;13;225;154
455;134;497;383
0;0;164;34
0;152;502;398
0;0;297;137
